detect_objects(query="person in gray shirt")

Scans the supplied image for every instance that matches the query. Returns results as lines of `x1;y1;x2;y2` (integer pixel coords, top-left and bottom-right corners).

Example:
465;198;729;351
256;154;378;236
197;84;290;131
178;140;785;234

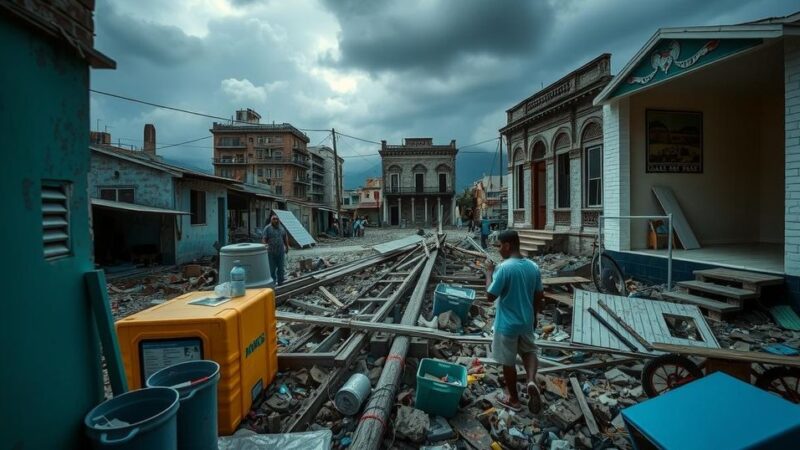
262;214;289;285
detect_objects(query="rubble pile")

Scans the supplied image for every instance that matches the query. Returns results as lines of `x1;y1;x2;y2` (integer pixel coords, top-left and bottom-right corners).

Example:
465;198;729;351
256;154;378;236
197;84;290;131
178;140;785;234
107;262;217;319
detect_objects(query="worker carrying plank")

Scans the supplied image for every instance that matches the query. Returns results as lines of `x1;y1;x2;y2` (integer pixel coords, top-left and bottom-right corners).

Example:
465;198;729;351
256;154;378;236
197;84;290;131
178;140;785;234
485;230;545;413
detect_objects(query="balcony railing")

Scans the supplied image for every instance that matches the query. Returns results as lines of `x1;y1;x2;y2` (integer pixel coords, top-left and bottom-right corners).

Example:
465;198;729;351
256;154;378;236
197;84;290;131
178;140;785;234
251;155;284;163
290;157;310;168
384;186;454;195
294;176;311;185
213;157;247;164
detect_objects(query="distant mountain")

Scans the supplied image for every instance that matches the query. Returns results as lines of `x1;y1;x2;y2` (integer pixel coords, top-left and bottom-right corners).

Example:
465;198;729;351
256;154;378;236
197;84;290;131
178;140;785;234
343;150;502;192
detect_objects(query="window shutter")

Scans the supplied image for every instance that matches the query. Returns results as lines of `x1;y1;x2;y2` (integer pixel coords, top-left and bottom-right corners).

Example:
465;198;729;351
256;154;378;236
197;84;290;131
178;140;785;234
42;182;71;259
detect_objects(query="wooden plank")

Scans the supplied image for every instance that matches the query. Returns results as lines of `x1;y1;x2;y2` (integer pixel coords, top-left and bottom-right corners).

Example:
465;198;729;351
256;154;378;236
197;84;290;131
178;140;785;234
677;280;757;300
543;276;591;286
287;299;334;315
694;268;784;286
652;185;700;249
318;286;345;308
538;357;641;374
570;377;600;436
86;270;128;395
651;343;800;367
662;291;740;312
544;291;573;307
589;307;638;352
598;299;653;351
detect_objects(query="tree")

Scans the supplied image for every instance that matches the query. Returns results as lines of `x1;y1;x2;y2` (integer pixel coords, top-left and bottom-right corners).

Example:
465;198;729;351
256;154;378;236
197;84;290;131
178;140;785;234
456;188;475;215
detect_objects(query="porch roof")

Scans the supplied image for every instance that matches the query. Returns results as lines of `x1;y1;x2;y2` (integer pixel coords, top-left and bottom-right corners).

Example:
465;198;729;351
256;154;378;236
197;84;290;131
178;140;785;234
91;198;190;215
594;12;799;105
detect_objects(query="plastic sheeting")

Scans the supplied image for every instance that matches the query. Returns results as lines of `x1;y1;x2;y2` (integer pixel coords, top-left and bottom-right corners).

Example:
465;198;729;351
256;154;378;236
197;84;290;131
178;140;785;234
218;430;332;450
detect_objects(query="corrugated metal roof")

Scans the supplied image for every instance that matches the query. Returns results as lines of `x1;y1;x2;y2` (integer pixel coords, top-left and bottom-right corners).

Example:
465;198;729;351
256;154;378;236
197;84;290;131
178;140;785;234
91;198;190;215
272;209;316;248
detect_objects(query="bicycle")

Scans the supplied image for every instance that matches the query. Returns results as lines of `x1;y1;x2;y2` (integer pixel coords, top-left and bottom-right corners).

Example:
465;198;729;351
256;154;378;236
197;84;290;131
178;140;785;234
590;233;627;296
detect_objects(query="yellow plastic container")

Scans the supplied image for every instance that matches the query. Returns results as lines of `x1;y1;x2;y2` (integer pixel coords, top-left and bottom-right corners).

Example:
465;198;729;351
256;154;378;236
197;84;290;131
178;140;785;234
116;288;278;435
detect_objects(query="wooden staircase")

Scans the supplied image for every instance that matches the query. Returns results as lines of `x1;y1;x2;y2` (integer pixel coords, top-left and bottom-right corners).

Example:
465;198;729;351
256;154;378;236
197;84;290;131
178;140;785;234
662;268;784;321
515;229;556;256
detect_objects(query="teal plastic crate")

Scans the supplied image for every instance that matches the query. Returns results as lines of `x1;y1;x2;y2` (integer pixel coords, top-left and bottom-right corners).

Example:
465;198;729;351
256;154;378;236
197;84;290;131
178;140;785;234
415;358;467;418
433;283;476;321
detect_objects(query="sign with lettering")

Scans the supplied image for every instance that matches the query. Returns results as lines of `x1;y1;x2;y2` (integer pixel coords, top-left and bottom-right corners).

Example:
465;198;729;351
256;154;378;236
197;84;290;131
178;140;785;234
609;39;761;99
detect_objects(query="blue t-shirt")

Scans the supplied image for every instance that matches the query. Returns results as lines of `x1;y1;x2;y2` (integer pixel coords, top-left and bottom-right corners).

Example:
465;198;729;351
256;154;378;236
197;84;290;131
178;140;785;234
481;219;490;235
487;258;543;336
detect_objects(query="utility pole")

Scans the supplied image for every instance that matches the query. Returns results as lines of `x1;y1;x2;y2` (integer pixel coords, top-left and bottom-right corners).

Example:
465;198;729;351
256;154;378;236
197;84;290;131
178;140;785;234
499;135;503;188
332;128;343;237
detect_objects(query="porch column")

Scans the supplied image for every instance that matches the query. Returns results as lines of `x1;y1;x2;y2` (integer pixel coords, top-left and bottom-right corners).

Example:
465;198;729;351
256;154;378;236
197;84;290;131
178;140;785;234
383;198;388;224
786;39;800;276
507;166;514;226
545;160;555;231
602;98;631;252
425;197;428;224
398;197;402;226
411;197;415;224
523;162;532;226
570;148;582;233
437;196;441;225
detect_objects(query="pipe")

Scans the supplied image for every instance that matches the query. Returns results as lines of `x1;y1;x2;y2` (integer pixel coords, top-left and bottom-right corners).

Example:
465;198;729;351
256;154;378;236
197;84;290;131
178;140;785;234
350;242;441;449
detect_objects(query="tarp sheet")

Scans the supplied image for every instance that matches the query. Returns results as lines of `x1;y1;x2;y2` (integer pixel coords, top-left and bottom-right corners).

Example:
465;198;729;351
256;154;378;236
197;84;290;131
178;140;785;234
273;209;316;248
218;430;331;450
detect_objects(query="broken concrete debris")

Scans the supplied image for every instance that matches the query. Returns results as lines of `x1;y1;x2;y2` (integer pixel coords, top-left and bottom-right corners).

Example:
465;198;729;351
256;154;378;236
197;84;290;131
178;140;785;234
395;406;430;443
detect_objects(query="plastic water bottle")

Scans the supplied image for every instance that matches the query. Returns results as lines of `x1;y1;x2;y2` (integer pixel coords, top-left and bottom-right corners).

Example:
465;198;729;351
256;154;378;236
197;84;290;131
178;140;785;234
230;260;246;297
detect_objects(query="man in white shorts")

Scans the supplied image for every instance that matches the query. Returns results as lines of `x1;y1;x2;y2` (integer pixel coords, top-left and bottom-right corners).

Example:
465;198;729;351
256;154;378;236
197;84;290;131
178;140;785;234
485;230;544;412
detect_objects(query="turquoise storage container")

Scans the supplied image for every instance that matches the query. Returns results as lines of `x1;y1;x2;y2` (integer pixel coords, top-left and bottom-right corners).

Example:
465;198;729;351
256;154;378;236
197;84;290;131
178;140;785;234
84;387;179;450
415;358;468;418
433;283;476;321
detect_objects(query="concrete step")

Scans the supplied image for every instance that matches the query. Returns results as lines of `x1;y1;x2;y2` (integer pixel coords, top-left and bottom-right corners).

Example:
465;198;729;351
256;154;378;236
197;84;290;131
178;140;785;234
519;236;548;247
694;268;784;292
677;280;758;301
662;291;741;313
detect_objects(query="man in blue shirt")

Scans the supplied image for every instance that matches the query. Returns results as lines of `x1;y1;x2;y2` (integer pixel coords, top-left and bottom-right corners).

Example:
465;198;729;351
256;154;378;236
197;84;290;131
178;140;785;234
480;215;490;249
486;230;544;412
262;215;289;285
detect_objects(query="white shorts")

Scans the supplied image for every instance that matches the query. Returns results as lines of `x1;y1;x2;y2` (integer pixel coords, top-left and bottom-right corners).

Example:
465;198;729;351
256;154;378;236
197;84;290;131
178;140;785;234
491;331;537;366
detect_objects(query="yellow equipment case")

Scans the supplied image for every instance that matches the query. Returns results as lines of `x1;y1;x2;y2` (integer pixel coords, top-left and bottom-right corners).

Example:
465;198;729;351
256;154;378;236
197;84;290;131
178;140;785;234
116;288;278;434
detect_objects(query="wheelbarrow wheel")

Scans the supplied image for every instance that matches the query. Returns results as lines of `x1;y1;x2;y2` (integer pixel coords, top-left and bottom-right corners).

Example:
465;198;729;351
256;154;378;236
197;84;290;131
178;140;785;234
755;367;800;404
641;354;703;398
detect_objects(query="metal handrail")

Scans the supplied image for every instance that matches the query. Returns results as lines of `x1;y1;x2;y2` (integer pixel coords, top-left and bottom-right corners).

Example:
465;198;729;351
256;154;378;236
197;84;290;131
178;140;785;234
598;214;673;290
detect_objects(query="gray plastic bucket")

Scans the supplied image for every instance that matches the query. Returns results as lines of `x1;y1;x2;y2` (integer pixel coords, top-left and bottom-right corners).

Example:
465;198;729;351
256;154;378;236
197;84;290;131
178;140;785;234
334;373;371;416
147;360;220;450
84;387;179;450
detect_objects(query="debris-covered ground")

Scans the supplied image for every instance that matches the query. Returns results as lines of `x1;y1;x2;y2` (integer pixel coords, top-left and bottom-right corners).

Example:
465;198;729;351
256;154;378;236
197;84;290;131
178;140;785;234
106;228;800;449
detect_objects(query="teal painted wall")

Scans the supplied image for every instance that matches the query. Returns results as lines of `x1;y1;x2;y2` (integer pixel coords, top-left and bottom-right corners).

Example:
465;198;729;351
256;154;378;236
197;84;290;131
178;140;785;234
0;19;103;449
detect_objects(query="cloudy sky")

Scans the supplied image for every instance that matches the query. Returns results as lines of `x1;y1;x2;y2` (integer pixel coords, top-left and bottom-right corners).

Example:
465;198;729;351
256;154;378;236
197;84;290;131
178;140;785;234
91;0;798;189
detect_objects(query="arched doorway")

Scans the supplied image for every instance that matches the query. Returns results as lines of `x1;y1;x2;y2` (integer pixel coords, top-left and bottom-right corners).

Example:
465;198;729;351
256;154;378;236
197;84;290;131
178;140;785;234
531;141;547;229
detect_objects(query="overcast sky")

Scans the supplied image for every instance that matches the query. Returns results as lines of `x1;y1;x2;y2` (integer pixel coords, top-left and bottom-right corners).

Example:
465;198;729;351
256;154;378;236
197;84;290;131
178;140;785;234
90;0;798;187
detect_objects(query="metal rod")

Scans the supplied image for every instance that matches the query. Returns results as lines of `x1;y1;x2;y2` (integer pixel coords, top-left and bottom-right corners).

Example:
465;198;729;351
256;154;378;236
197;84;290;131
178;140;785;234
667;213;673;291
350;245;440;450
587;307;638;352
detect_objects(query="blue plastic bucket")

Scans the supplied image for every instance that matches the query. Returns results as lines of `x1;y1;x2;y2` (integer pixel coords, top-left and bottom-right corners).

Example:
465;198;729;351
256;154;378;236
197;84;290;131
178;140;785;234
84;387;179;450
147;360;220;450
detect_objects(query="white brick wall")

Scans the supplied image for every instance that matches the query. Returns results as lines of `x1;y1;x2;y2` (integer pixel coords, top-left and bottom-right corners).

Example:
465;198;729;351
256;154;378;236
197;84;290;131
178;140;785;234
524;165;532;225
570;152;582;229
546;160;555;229
507;169;515;224
786;37;800;275
602;98;631;251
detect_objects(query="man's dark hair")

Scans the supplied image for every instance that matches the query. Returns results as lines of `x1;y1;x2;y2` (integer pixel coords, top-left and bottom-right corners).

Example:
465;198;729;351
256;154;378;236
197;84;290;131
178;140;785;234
497;230;520;250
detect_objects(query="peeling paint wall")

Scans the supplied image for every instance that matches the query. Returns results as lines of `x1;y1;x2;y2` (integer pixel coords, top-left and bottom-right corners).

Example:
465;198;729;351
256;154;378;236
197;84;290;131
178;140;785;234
88;152;176;209
175;179;227;264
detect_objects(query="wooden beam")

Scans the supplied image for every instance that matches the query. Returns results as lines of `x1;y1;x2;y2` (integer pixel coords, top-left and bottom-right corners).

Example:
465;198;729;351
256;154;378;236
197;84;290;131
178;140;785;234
598;299;653;351
570;377;600;436
651;343;800;367
537;357;641;374
318;286;345;308
543;276;591;286
287;299;334;315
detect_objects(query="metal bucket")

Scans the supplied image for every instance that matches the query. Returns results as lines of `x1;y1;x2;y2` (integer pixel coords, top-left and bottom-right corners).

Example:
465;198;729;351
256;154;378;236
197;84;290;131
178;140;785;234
84;387;179;450
219;243;273;288
334;373;371;416
147;360;220;450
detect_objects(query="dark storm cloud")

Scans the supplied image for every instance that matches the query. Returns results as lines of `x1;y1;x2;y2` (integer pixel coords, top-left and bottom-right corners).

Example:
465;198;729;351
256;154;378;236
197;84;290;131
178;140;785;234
95;2;204;66
320;0;555;74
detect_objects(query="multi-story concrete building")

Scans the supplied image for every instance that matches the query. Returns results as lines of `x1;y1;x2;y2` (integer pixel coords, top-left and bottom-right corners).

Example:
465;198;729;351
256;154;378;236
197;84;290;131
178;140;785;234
308;145;344;209
380;138;457;226
211;109;311;200
501;54;612;255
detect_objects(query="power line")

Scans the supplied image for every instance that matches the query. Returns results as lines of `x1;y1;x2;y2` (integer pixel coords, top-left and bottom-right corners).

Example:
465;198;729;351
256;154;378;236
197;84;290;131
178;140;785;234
458;136;499;150
334;131;381;145
157;135;212;150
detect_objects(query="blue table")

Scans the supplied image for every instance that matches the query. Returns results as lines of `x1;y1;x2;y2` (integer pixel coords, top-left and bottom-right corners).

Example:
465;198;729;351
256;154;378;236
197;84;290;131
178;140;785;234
622;372;800;450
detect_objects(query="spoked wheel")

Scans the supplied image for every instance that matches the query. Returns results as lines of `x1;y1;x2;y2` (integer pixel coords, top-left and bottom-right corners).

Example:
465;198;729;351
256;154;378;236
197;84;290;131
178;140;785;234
591;252;627;295
641;354;704;398
755;367;800;404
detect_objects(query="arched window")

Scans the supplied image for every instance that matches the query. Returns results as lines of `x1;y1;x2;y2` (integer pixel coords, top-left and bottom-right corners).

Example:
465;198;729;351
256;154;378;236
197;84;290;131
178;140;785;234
531;141;546;160
554;133;571;209
387;165;402;194
435;164;451;193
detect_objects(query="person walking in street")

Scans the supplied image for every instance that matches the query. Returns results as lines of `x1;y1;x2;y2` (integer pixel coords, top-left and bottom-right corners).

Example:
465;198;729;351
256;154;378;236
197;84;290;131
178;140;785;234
262;214;289;285
480;215;490;249
467;208;475;232
360;216;368;237
485;230;544;413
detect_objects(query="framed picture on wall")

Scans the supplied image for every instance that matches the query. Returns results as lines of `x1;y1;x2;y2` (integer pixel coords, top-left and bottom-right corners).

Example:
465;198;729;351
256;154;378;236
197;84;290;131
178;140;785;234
646;109;703;173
